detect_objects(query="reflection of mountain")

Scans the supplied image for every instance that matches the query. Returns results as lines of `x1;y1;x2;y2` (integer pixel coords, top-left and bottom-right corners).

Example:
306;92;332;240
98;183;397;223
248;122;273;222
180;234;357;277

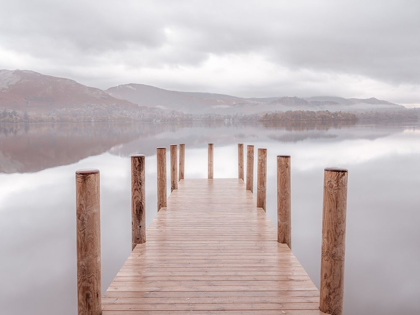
0;123;145;173
0;121;412;174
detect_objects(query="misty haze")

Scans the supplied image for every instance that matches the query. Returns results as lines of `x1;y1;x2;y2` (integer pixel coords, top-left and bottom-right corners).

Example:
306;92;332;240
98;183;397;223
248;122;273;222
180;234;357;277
1;1;420;315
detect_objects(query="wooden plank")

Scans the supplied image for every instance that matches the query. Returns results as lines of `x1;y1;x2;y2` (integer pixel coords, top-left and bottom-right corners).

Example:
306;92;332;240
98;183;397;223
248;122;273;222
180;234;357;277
103;178;320;314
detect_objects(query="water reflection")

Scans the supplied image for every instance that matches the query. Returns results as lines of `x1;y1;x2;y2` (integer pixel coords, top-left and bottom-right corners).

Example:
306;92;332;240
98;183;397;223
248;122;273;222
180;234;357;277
0;121;419;315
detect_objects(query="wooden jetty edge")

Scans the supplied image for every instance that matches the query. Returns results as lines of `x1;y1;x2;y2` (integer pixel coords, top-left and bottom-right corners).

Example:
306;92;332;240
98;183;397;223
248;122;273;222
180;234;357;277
76;143;348;315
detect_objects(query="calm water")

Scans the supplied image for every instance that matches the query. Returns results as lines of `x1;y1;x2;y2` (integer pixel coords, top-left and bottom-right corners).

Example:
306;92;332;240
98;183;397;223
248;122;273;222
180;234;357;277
1;121;420;315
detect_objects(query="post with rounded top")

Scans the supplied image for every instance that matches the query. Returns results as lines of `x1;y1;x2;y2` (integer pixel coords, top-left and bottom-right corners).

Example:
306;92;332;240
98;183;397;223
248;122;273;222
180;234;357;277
131;155;146;250
257;148;267;210
277;155;291;248
170;144;178;192
208;143;214;179
179;144;185;181
246;145;254;192
157;148;167;211
238;143;244;181
76;169;101;315
320;168;348;315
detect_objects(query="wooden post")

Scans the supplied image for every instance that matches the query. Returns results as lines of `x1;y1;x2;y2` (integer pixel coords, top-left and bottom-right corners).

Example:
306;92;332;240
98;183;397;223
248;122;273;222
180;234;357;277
157;148;167;211
131;155;146;250
76;170;101;315
238;143;244;181
257;148;267;211
277;155;291;248
170;144;178;192
179;144;185;181
320;168;348;315
246;145;254;192
208;143;214;179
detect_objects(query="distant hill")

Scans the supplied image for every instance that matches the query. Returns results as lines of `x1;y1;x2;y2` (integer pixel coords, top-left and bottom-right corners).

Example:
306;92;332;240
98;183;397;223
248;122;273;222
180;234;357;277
108;83;403;114
0;69;405;122
0;70;186;122
106;83;257;113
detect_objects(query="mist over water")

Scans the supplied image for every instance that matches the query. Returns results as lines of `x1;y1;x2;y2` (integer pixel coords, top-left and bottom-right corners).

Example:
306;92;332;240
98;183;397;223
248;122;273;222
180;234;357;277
1;121;420;315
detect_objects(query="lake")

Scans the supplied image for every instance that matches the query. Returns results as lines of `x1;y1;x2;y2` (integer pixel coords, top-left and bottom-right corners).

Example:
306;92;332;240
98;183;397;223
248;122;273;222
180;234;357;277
0;121;419;314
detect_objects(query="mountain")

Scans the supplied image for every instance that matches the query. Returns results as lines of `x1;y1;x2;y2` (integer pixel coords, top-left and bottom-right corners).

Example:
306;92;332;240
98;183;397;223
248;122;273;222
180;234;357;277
0;70;177;122
107;83;403;114
106;83;258;113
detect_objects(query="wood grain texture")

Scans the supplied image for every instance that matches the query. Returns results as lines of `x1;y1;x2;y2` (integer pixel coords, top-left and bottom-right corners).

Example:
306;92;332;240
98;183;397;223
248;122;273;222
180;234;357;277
238;143;244;180
246;145;254;192
208;143;214;179
157;148;167;211
320;168;348;315
179;144;185;181
257;148;267;211
277;155;291;248
102;178;320;314
170;145;178;192
76;170;101;315
131;155;146;250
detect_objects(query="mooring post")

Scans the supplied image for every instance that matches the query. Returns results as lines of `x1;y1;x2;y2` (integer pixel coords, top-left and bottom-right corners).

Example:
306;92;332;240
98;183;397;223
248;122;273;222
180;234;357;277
131;155;146;250
320;168;348;315
257;148;267;210
238;143;244;181
170;144;178;192
157;148;167;211
208;143;214;179
277;155;291;248
76;169;101;315
179;143;185;181
246;145;254;192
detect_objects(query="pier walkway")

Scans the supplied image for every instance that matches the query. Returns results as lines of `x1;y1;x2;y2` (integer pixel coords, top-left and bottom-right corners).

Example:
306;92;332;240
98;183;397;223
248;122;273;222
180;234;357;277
101;178;321;314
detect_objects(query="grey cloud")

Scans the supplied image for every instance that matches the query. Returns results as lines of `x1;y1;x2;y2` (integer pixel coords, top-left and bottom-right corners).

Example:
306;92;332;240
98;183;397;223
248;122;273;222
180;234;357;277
0;0;419;100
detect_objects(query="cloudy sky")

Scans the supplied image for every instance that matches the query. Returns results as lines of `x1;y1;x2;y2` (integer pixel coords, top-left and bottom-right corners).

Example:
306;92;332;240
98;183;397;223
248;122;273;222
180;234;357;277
1;0;419;104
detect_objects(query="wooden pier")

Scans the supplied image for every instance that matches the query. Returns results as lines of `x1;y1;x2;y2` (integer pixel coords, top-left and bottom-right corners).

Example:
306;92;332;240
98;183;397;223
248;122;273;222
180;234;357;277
76;144;348;315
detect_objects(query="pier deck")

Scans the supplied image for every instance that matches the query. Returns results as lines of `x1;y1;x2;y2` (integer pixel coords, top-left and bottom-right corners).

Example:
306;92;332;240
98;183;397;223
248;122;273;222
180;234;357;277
102;178;322;314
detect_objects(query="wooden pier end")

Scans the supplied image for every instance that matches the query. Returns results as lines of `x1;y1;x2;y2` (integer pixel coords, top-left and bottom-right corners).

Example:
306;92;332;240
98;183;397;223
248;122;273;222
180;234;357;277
76;169;101;315
131;155;146;250
238;143;244;180
320;168;348;315
257;148;267;211
208;143;214;179
170;144;178;192
179;144;185;181
277;155;291;248
246;145;254;192
157;148;167;211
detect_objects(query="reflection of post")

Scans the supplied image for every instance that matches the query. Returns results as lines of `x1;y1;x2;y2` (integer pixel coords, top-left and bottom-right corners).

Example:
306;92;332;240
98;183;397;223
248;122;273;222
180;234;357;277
320;168;348;315
257;148;267;211
179;144;185;181
131;155;146;250
208;143;214;179
170;144;178;192
157;148;167;211
246;145;254;192
76;170;101;315
277;155;291;248
238;143;244;181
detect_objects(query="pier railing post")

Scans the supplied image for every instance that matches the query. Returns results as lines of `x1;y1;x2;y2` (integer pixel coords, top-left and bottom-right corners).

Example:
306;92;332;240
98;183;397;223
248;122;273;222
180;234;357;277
76;170;101;315
277;155;291;248
257;148;267;210
179;144;185;181
246;145;254;192
208;143;214;179
157;148;167;211
238;143;244;181
131;155;146;250
170;144;178;192
320;168;348;315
